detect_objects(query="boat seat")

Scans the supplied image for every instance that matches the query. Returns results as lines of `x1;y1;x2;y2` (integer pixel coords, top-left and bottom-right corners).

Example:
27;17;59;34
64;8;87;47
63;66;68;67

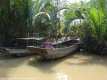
42;42;53;49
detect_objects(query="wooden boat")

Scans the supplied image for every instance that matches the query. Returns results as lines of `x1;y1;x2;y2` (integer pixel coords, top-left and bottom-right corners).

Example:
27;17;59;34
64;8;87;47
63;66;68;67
4;37;46;56
5;48;35;56
27;38;80;59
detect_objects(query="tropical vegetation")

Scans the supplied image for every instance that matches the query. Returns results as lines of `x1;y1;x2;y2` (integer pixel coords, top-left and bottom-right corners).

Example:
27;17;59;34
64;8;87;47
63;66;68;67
0;0;107;54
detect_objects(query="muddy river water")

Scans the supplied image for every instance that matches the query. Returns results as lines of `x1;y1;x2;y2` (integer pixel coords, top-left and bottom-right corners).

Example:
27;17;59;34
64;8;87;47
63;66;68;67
0;52;107;80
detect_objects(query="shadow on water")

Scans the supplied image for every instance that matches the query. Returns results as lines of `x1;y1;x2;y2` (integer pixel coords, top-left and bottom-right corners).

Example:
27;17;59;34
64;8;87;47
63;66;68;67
27;52;76;74
27;51;107;74
65;52;107;67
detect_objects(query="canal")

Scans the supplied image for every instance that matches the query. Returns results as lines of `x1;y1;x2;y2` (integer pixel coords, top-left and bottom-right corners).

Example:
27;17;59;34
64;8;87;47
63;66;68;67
0;52;107;80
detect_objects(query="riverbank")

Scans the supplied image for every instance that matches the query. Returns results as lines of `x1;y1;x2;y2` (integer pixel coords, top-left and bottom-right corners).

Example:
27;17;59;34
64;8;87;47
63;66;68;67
0;52;107;80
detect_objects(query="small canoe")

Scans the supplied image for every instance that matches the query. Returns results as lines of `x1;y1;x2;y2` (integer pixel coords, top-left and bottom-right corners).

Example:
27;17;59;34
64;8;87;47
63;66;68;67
27;39;80;59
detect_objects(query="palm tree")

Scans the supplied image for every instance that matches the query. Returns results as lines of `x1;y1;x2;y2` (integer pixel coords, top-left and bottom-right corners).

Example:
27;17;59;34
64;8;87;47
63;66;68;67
61;2;84;38
32;0;69;38
78;0;107;53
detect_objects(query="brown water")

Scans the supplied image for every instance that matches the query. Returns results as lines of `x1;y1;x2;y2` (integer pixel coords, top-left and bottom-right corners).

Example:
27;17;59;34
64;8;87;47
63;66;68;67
0;52;107;80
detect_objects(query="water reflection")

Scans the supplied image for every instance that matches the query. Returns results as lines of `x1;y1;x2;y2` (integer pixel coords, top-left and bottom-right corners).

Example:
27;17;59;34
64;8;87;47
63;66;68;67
55;72;70;80
66;53;107;66
27;56;68;74
0;52;107;80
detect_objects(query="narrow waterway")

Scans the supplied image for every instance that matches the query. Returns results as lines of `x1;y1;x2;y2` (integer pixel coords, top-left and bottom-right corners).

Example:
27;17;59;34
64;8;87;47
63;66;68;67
0;52;107;80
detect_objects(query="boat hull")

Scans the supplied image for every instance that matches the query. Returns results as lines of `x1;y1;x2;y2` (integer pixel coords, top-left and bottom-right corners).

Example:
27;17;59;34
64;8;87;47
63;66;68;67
27;39;80;59
5;49;35;56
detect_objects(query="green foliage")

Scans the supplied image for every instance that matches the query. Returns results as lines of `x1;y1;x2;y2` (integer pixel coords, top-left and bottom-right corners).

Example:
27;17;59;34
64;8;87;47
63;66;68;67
0;0;33;38
32;12;51;36
61;3;83;35
0;0;107;53
63;10;77;33
59;0;107;53
79;0;107;53
32;0;52;37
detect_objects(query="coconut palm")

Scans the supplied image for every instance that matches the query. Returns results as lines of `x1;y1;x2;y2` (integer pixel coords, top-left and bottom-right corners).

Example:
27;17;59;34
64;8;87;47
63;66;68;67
32;0;70;38
61;2;84;38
